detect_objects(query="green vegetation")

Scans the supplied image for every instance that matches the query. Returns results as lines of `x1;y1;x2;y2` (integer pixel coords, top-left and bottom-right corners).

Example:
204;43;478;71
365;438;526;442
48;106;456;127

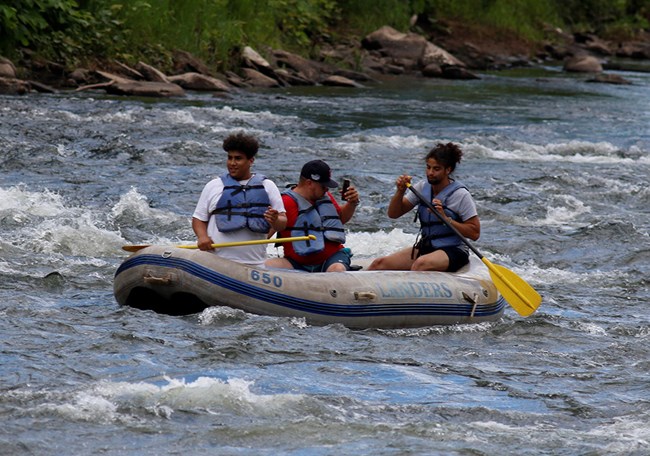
1;0;648;72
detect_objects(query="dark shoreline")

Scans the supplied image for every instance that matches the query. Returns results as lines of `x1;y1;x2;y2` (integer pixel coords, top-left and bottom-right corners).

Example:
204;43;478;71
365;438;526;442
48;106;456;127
2;21;650;97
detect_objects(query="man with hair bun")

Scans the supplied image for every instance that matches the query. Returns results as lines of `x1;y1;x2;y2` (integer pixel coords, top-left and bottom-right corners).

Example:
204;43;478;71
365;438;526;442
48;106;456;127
369;142;480;272
192;131;286;267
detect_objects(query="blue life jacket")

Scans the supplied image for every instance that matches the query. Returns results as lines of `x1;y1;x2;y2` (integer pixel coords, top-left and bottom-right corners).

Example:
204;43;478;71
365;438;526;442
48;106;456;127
417;180;467;249
212;173;271;233
283;189;346;255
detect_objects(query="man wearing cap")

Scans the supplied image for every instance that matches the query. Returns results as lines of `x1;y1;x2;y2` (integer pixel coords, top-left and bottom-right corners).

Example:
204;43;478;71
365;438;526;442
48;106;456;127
192;131;287;267
265;160;360;272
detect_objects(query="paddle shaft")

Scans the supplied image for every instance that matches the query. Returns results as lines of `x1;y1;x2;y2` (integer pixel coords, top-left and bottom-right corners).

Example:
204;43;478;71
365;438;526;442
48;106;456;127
122;235;316;253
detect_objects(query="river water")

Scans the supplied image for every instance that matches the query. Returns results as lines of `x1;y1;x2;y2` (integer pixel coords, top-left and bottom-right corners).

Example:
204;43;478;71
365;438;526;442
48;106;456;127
1;63;649;455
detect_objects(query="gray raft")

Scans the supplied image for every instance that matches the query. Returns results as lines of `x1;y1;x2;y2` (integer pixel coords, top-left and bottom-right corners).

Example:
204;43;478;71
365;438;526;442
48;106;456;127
114;246;506;329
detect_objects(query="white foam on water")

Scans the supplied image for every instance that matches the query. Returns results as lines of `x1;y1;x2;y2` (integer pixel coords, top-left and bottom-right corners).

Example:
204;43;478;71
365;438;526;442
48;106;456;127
110;187;181;228
200;105;312;134
289;317;310;328
553;172;647;198
380;321;497;338
26;213;125;256
464;417;650;453
543;415;648;453
569;321;608;336
344;229;417;259
0;259;16;274
336;133;430;151
47;392;120;424
27;103;307;135
590;419;650;454
14;101;127;125
39;376;307;423
464;138;644;164
0;185;68;217
506;256;628;288
1;185;124;256
0;185;146;257
536;195;592;228
157;108;197;126
198;306;248;325
90;108;143;125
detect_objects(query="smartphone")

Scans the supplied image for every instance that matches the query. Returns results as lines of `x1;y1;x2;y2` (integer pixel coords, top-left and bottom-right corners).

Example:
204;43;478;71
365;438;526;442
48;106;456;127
341;179;350;201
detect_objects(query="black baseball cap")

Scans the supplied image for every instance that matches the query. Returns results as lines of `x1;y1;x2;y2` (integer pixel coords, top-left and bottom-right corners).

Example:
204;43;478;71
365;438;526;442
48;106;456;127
300;160;338;188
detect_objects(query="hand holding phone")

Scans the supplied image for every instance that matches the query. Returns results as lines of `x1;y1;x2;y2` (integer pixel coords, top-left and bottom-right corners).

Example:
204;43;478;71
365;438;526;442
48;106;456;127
341;179;350;201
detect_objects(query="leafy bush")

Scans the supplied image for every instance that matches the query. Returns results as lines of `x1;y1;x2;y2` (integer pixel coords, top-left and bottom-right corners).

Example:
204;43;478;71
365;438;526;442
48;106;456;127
1;0;648;72
0;0;98;62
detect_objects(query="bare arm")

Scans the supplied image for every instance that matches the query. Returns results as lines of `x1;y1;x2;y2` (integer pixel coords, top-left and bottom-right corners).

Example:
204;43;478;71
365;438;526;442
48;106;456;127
339;184;360;224
387;175;415;218
264;207;287;233
431;198;481;241
450;215;480;241
192;217;214;250
461;215;481;241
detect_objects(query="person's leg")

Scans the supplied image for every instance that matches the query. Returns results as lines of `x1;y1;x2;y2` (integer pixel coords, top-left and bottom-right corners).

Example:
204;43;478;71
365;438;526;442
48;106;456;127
411;247;469;272
326;262;346;272
411;249;449;271
323;249;352;272
264;257;295;269
367;247;416;270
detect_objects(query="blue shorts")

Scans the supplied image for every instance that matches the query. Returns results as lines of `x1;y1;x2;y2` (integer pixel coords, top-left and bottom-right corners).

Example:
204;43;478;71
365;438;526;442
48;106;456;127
287;248;352;273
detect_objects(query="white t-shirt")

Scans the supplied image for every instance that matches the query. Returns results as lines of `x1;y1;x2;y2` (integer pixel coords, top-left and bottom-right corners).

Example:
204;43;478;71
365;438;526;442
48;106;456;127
192;175;285;266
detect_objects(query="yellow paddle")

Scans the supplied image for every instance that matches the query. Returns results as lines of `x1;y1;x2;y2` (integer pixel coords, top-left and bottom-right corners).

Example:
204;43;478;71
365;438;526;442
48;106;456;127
122;235;316;253
406;182;541;316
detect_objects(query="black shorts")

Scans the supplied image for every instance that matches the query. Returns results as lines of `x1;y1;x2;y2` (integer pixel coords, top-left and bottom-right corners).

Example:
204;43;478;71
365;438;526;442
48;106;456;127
415;240;469;272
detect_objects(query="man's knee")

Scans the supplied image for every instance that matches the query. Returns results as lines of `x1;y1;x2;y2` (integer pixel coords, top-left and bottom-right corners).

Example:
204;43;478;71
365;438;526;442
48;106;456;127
265;257;293;269
327;262;347;272
411;254;447;271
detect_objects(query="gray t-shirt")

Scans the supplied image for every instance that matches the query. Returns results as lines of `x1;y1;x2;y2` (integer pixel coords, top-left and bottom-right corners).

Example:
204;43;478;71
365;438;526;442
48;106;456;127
405;180;478;222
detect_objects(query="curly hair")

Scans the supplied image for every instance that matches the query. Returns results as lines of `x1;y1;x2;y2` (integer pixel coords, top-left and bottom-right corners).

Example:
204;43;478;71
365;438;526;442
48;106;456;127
425;142;463;172
222;132;259;159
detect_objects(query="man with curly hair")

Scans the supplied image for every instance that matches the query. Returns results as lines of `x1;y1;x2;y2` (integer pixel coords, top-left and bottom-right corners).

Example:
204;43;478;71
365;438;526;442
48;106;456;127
192;132;286;266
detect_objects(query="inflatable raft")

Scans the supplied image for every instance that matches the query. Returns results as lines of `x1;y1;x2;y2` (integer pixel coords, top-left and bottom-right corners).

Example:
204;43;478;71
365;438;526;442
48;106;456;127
114;246;506;329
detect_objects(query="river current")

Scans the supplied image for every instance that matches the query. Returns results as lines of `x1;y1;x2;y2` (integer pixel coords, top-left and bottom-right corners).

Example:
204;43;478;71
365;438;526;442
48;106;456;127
1;64;649;455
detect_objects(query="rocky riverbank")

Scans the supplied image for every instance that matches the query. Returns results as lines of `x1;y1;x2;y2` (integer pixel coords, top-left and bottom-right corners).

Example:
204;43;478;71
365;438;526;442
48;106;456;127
2;19;650;97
